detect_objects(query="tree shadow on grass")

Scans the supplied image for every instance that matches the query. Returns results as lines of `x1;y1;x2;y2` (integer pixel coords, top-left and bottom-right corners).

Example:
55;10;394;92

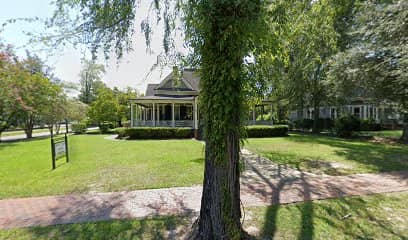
18;216;189;240
282;134;408;173
241;152;407;239
242;158;315;239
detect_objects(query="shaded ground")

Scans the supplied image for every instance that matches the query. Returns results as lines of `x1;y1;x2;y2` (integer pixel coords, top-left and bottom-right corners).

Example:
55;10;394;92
246;133;408;175
1;192;406;240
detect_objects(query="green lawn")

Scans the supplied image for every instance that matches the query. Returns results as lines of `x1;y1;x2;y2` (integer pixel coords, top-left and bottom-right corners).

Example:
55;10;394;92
360;130;403;139
1;192;406;239
246;191;408;239
246;133;408;175
0;135;204;199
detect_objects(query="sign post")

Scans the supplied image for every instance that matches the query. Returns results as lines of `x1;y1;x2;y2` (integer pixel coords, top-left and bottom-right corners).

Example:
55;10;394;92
51;121;69;170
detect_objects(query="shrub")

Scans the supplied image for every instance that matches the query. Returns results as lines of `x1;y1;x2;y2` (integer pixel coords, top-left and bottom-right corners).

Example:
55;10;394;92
335;115;360;138
71;123;87;134
360;119;382;131
245;125;288;138
122;120;131;128
293;119;313;129
99;122;115;133
118;127;193;139
317;118;335;130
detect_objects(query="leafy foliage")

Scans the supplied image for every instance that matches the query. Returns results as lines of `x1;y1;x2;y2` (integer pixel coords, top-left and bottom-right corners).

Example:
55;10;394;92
71;122;87;134
335;114;361;138
245;125;288;138
78;60;106;104
327;0;408;140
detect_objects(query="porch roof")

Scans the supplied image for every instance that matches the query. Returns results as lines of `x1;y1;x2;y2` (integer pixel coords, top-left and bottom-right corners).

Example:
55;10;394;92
130;96;195;106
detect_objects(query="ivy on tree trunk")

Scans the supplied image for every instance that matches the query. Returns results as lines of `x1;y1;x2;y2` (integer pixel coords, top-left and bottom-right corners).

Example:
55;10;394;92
186;0;262;238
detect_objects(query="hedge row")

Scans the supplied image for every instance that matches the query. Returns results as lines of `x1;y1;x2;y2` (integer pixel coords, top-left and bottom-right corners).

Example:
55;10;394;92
293;118;334;130
245;125;288;138
71;123;87;134
116;127;194;139
115;125;288;140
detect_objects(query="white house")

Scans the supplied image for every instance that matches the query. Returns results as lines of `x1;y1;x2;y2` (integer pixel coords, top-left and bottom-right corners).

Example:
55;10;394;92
129;69;274;130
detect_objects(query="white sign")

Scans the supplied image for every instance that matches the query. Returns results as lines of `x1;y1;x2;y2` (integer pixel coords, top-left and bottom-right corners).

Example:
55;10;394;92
55;141;66;159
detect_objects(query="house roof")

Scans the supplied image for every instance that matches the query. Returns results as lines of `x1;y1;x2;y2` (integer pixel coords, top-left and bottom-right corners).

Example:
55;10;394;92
144;69;200;97
131;96;195;100
182;69;200;91
146;84;159;96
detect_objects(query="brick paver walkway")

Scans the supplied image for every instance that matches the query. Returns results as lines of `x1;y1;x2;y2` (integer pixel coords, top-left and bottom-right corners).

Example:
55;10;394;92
1;149;407;229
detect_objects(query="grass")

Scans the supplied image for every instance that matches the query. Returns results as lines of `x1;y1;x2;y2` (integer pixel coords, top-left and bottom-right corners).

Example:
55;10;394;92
0;135;204;199
360;130;403;139
245;191;408;239
1;192;406;239
246;133;408;175
0;216;192;240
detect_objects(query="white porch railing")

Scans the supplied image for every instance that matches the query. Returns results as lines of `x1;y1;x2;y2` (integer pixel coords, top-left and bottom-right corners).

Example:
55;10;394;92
134;120;194;128
246;120;274;126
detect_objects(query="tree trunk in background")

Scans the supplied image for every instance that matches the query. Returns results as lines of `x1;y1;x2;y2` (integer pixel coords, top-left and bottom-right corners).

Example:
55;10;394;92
401;113;408;143
312;100;320;133
312;63;322;134
24;114;34;138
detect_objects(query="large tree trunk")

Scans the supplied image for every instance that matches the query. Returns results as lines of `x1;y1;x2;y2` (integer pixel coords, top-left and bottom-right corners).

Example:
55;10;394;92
187;0;261;238
194;132;242;239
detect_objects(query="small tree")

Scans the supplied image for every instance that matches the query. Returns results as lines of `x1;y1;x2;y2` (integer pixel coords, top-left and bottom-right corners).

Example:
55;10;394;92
78;60;106;104
0;43;19;138
88;88;119;127
65;99;88;123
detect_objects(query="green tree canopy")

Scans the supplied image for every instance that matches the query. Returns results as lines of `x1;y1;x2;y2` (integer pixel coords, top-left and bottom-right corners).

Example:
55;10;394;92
78;59;106;104
328;0;408;141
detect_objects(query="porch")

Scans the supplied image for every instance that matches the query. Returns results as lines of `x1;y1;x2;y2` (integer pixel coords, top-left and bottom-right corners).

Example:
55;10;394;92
130;96;199;129
247;101;275;126
130;97;275;128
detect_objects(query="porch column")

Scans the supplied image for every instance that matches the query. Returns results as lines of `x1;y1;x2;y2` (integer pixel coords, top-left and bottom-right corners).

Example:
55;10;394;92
375;107;379;122
194;98;198;129
153;103;156;126
157;104;160;122
135;105;139;127
130;103;134;127
172;103;175;127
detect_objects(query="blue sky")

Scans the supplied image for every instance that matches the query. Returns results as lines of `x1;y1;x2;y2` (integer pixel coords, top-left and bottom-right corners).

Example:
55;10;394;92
0;0;180;94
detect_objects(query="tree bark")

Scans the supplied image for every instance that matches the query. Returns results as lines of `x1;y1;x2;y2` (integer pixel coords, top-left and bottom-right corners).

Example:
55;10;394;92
312;63;322;134
312;102;320;133
192;132;242;239
401;113;408;143
185;0;262;238
24;114;34;139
